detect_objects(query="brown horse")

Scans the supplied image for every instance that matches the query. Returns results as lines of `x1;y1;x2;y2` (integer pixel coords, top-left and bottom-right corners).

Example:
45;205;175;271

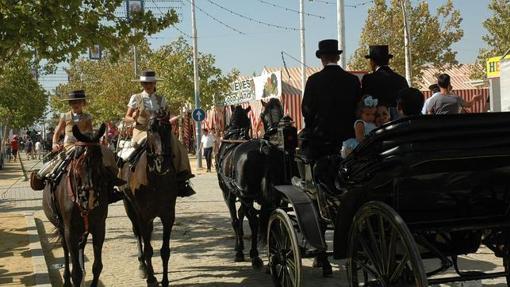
43;124;115;286
120;111;179;287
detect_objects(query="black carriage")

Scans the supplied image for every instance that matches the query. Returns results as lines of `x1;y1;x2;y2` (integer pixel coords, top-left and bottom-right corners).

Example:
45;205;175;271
267;112;510;286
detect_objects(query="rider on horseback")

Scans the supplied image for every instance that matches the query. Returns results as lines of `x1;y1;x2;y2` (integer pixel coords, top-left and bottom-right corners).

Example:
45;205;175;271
123;70;195;197
36;90;122;202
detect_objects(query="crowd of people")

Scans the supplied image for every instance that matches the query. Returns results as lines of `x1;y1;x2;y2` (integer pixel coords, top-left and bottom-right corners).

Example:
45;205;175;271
3;131;48;162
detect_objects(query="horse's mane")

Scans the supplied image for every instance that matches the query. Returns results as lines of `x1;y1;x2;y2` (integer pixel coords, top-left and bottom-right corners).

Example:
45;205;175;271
261;98;284;129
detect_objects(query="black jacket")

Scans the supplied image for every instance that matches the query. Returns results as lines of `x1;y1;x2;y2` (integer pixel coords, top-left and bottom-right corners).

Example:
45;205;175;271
361;66;408;107
302;65;361;146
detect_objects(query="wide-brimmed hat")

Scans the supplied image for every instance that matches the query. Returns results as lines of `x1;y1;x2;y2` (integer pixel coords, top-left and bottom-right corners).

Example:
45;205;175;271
60;90;86;101
365;45;393;61
132;70;161;82
315;39;343;58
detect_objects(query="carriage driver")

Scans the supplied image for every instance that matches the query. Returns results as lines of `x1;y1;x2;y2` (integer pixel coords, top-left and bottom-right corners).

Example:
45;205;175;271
124;70;195;197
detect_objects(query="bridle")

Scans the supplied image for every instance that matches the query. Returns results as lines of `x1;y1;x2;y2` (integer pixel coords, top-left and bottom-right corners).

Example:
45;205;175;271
67;141;101;245
147;114;173;175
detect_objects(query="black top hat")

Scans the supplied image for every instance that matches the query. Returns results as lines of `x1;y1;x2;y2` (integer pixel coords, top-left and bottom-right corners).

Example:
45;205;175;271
365;45;393;61
61;90;86;101
133;69;161;82
315;39;343;58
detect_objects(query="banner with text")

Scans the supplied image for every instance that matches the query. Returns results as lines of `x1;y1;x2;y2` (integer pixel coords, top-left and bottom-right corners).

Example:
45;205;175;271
223;71;282;105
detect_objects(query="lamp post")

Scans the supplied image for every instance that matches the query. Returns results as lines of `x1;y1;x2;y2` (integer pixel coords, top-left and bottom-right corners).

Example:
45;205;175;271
337;0;346;68
191;0;202;168
401;0;412;85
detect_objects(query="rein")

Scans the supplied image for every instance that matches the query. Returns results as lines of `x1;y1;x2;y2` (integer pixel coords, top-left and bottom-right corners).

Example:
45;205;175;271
67;142;100;244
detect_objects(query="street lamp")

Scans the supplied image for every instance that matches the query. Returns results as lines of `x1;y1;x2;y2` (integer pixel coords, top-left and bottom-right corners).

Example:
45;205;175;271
127;0;144;76
401;0;412;85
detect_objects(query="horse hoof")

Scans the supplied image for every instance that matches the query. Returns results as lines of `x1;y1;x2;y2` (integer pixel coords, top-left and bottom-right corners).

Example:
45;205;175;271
235;253;245;262
322;263;333;277
312;257;322;268
251;257;264;270
161;279;169;287
146;279;158;287
138;267;147;279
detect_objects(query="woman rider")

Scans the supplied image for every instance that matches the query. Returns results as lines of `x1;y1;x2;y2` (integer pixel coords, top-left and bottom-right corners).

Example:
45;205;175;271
124;70;195;197
37;90;121;201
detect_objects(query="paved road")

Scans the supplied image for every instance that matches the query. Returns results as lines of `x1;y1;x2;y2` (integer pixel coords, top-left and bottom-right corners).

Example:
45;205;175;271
1;155;508;286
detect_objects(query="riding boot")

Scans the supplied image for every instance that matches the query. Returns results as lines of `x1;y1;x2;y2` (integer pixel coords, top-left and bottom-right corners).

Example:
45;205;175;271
176;171;196;197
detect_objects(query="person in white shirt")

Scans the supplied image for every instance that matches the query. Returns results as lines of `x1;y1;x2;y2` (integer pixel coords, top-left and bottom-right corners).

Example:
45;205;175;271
421;84;440;115
200;128;215;172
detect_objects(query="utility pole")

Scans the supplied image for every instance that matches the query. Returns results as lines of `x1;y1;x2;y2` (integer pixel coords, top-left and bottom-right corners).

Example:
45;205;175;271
337;0;346;68
191;0;202;168
401;0;412;85
134;46;138;76
299;0;306;97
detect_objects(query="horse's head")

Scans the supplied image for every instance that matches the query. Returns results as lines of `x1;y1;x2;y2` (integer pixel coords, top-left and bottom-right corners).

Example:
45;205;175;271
71;124;110;210
226;105;251;139
260;98;284;136
147;110;173;176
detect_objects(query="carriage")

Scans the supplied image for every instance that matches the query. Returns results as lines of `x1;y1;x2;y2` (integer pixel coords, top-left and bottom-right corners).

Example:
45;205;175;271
267;112;510;286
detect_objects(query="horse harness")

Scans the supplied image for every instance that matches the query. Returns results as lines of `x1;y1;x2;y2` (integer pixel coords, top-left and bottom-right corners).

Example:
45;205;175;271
66;141;101;244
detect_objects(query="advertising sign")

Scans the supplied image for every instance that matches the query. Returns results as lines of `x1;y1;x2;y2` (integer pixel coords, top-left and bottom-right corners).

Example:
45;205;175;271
223;71;282;105
487;55;510;78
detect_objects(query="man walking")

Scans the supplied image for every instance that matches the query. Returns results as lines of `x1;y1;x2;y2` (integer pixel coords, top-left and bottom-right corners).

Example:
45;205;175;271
301;39;361;159
200;128;215;172
362;45;408;119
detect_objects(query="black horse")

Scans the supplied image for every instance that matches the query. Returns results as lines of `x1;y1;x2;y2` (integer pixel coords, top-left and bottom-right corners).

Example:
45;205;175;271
216;98;294;269
42;124;115;286
120;111;179;287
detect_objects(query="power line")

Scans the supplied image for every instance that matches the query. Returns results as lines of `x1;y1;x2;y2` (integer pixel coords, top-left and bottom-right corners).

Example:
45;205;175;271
206;0;299;31
314;0;374;8
281;51;312;69
256;0;325;19
182;0;245;35
149;0;192;38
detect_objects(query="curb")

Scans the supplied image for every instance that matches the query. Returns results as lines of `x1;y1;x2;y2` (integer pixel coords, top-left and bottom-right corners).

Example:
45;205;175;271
25;212;52;286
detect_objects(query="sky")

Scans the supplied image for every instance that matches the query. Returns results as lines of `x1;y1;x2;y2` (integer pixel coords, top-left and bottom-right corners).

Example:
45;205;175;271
39;0;492;91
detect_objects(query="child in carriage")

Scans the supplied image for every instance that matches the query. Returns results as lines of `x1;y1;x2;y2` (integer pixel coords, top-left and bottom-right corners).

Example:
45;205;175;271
341;95;378;158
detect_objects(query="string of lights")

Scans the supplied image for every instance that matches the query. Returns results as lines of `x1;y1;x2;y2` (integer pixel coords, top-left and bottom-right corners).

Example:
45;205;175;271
313;0;374;8
150;0;192;38
182;0;246;35
206;0;299;31
257;0;325;19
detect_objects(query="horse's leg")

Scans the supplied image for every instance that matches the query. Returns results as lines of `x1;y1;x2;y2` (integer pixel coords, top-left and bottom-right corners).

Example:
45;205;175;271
312;228;332;277
223;188;244;262
78;233;88;286
142;220;158;286
160;212;175;287
124;199;147;277
61;228;72;287
90;224;105;287
67;232;84;287
245;201;263;270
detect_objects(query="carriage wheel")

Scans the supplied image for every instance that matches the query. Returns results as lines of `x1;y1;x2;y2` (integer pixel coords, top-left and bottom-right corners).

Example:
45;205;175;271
347;201;427;287
267;208;302;287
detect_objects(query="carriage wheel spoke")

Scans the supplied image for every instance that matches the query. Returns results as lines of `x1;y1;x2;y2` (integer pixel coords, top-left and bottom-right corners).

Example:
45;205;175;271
358;231;383;277
353;258;380;279
378;216;388;275
287;265;297;286
389;252;410;284
386;228;397;276
366;217;384;274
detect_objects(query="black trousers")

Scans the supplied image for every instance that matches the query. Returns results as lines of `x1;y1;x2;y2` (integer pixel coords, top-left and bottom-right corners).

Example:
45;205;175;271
203;147;213;171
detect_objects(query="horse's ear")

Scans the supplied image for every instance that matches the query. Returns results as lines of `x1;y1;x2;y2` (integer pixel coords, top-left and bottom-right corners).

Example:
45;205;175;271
73;125;89;143
93;123;107;142
261;100;267;107
230;105;235;113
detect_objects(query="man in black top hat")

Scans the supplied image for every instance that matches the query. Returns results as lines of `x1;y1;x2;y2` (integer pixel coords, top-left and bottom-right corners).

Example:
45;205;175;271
362;45;408;119
301;39;361;159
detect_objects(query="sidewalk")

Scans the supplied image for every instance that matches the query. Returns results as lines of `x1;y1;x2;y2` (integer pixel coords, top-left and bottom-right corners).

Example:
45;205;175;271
0;157;50;286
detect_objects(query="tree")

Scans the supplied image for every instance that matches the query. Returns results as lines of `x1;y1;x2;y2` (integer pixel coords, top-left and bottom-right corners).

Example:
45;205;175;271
349;0;463;85
52;38;237;122
149;37;238;115
0;0;178;65
471;0;510;79
0;57;48;135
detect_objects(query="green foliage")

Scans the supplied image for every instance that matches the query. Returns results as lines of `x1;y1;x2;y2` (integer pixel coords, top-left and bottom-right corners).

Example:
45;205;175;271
149;37;239;114
349;0;463;85
471;0;510;79
0;0;178;65
0;58;48;129
53;37;237;122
